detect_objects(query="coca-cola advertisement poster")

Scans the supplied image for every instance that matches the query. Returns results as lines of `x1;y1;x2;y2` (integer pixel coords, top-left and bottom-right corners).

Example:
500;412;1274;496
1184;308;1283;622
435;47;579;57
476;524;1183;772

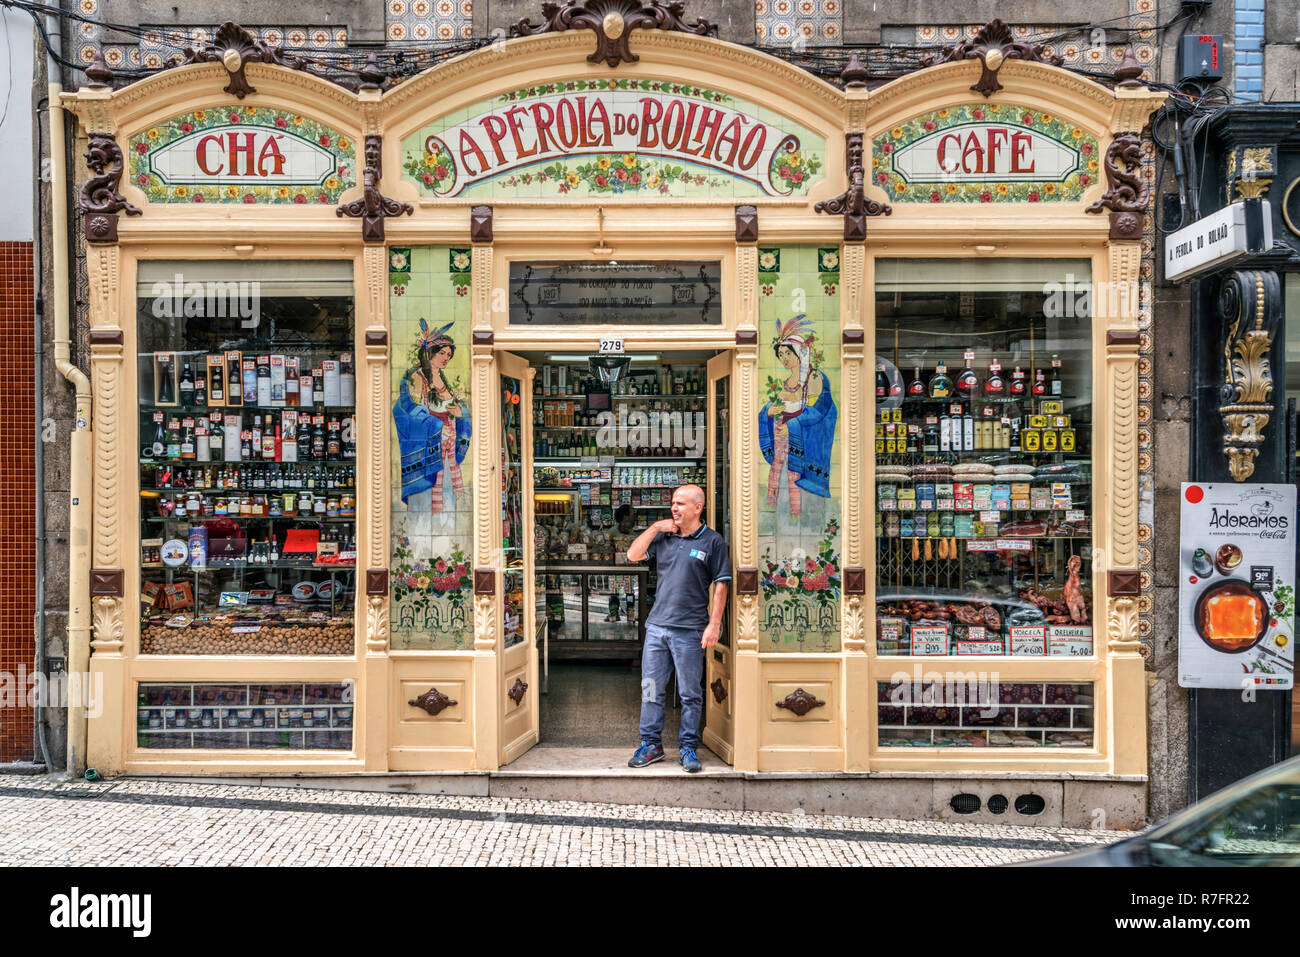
1179;483;1295;690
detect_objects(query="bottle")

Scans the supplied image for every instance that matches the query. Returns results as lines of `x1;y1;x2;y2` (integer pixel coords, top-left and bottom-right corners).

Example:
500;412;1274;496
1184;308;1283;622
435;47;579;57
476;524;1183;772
312;368;325;405
327;417;341;458
180;419;196;460
285;364;299;407
312;415;326;460
927;361;953;399
983;359;1005;397
298;414;312;459
179;360;195;406
209;360;224;404
242;359;258;404
922;416;939;454
250;415;262;455
875;363;888;400
339;353;355;407
194;365;207;408
955;351;978;398
1049;355;1062;396
1032;367;1048;396
256;356;272;407
938;410;951;453
156;356;175;404
262;414;277;461
150;416;166;459
1009;366;1027;398
240;429;253;461
962;409;974;452
166;417;181;460
227;359;242;407
907;366;927;398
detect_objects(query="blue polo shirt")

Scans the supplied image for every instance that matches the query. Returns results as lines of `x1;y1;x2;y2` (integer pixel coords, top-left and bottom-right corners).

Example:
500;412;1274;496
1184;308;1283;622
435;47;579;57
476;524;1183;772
641;523;731;632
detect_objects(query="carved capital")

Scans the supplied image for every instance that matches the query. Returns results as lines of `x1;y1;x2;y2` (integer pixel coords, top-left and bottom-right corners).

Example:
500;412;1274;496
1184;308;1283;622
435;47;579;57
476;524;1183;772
90;597;124;656
474;594;497;651
734;204;758;243
843;595;867;652
736;593;759;650
366;595;389;652
1106;596;1143;654
1218;270;1281;482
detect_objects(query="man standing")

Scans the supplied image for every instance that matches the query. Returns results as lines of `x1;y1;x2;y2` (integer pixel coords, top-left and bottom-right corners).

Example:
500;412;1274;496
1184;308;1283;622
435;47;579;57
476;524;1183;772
625;485;730;772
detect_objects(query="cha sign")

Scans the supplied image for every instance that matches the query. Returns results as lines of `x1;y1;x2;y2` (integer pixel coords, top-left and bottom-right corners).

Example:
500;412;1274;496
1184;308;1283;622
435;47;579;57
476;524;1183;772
402;79;825;200
147;127;339;185
1178;483;1296;690
1164;199;1273;282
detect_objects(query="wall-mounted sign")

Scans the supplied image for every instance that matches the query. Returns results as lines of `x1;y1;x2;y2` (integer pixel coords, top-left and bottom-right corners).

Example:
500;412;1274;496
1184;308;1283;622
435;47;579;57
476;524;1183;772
1164;198;1274;282
402;78;825;200
1179;483;1295;690
509;260;721;325
871;104;1099;203
129;106;356;204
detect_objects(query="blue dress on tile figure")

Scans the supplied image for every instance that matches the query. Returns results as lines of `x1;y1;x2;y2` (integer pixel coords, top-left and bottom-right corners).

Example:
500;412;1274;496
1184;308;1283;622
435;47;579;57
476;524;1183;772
759;316;836;518
394;319;471;511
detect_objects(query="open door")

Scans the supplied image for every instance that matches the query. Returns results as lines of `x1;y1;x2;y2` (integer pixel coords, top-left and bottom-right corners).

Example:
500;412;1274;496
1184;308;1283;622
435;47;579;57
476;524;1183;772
498;351;539;764
702;350;735;764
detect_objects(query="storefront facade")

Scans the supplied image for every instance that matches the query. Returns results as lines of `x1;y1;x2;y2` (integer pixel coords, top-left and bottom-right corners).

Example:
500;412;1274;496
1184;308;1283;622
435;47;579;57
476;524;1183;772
63;13;1164;820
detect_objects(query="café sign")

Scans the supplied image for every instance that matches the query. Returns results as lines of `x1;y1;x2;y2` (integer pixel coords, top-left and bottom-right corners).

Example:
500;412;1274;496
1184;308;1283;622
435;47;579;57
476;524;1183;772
402;79;825;200
872;103;1100;204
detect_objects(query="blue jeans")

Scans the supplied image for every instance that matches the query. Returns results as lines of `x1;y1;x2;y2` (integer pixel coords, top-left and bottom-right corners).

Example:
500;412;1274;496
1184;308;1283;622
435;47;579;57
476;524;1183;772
639;622;705;750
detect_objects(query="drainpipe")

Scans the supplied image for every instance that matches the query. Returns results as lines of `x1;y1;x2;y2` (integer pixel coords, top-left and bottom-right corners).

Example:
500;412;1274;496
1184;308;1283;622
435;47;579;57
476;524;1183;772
47;4;93;774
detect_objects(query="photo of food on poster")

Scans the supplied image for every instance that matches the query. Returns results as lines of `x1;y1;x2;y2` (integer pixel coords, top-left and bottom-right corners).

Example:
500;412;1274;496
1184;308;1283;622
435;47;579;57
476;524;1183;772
1178;483;1295;690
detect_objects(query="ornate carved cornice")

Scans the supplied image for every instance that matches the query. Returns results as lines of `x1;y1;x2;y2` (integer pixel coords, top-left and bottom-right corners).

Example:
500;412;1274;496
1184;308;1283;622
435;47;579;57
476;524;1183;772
1218;269;1281;482
80;133;141;244
336;134;413;243
510;0;717;68
164;21;315;99
921;18;1064;97
815;133;890;241
1085;132;1148;240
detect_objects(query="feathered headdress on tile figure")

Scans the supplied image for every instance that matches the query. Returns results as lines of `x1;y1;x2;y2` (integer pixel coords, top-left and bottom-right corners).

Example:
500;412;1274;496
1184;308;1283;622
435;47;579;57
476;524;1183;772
417;317;455;351
773;314;815;388
411;318;457;403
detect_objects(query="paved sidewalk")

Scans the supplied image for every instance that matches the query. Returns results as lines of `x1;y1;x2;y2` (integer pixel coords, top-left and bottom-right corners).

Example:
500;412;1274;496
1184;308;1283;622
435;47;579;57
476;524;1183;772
0;775;1125;866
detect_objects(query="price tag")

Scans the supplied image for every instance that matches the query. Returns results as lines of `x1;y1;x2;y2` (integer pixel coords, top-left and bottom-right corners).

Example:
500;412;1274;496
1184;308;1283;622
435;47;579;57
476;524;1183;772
1048;625;1093;656
599;338;625;354
966;540;998;552
909;625;948;656
1010;625;1047;655
152;411;164;423
979;510;1000;522
1066;509;1086;521
231;625;262;634
963;350;974;361
994;539;1033;550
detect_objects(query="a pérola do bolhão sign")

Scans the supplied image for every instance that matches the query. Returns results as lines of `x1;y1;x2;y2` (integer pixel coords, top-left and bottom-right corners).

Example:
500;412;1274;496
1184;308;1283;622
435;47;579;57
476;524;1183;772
1179;483;1296;690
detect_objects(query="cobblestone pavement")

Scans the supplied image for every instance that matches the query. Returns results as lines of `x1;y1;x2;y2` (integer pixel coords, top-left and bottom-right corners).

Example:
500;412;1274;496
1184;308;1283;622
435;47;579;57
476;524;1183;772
0;775;1126;866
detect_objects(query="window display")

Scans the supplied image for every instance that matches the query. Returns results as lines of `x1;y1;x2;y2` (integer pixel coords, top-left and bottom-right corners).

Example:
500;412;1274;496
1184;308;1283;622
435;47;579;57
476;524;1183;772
137;681;353;750
137;262;357;656
873;260;1094;665
877;680;1094;748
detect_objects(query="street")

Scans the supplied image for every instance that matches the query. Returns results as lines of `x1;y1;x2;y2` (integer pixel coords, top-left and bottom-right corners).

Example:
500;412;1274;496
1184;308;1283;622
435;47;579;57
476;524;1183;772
0;774;1124;866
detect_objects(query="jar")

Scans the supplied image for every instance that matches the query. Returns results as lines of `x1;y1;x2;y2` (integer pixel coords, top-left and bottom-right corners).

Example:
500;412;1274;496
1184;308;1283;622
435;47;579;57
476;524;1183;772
186;491;201;514
297;493;312;516
214;497;228;516
202;497;215;516
253;494;267;516
326;496;339;517
340;494;354;517
313;495;326;516
268;495;283;517
283;492;297;516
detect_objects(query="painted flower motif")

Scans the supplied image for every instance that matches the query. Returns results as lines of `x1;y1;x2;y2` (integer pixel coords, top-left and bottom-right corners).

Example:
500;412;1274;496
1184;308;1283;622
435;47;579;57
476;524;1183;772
629;171;641;185
318;193;331;203
174;185;187;197
338;137;350;149
891;127;904;139
320;134;331;147
893;180;907;194
293;115;304;125
421;173;434;185
135;174;149;186
1027;191;1040;202
787;575;801;590
996;184;1010;195
192;193;204;203
647;172;660;187
790;548;807;564
146;128;159;140
193;110;206;121
325;177;340;190
275;116;288;128
1081;143;1094;156
1071;127;1083;139
758;251;777;270
1044;183;1057;195
228;113;241;123
1079;174;1091;186
881;142;892;155
930;191;942;202
294;194;306;204
923;120;936;131
276;186;291;198
1021;113;1034;125
1088;158;1099;171
226;185;239;197
597;156;611;170
980;191;992;203
614;167;628;182
1040;113;1053;122
452;251;470;270
821;251;839;270
937;109;950;119
180;122;193;134
135;142;148;154
944;182;958;194
972;108;984;121
565;171;580;187
876;172;889;184
390;251;408;270
243;193;256;203
594;173;608;187
244;106;257;115
622;153;637;167
435;559;448;573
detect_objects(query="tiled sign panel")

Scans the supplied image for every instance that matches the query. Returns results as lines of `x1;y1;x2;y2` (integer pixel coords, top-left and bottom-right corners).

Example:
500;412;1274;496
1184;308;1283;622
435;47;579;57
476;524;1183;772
129;107;357;204
389;247;475;650
401;78;826;200
871;104;1100;204
756;246;842;653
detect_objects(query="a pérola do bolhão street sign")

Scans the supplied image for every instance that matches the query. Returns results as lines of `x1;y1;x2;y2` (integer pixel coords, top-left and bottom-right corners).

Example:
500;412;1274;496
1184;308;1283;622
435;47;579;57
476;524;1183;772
1164;198;1273;282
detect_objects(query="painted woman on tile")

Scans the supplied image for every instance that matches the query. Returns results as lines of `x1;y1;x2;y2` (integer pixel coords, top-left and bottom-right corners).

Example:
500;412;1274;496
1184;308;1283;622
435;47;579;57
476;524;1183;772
760;315;837;518
394;318;471;528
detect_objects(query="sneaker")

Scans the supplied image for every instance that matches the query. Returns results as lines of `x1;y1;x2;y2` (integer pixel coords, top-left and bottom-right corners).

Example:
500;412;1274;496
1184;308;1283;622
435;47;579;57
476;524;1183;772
680;748;702;773
628;741;665;768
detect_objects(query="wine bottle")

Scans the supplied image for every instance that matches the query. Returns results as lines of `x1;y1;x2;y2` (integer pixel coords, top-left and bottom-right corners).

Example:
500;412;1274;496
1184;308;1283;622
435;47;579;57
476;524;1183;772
983;359;1005;397
907;367;927;397
1049;354;1062;396
955;351;978;398
875;363;888;400
1009;366;1027;397
179;360;195;406
927;362;953;399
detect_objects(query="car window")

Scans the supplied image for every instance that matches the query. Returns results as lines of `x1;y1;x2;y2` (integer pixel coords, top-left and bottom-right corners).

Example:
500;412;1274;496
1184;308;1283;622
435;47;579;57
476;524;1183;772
1149;784;1300;866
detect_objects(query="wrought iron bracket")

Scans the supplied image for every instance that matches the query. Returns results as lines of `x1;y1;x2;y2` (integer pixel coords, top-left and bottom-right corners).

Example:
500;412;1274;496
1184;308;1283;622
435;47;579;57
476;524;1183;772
336;134;414;243
814;133;889;242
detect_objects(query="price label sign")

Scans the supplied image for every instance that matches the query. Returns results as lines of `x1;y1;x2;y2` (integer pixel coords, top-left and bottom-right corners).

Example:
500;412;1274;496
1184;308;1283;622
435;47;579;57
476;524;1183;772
599;338;625;354
1048;625;1093;656
1010;625;1047;655
910;625;948;656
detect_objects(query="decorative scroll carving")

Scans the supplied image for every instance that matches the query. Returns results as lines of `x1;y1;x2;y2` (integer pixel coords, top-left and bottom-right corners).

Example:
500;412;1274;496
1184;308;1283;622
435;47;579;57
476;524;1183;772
1085;133;1148;240
90;322;123;568
775;687;824;716
1219;270;1280;482
337;135;413;243
1107;596;1142;653
1109;337;1138;567
90;597;124;655
736;594;759;651
410;687;458;716
366;595;389;652
842;595;867;652
474;594;496;651
80;134;141;244
710;677;727;704
510;0;717;68
814;134;890;242
507;677;528;705
167;20;307;99
922;18;1064;97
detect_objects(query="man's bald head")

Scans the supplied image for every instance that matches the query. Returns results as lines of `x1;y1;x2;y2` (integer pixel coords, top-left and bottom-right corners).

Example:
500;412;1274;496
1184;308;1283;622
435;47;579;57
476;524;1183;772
677;484;705;507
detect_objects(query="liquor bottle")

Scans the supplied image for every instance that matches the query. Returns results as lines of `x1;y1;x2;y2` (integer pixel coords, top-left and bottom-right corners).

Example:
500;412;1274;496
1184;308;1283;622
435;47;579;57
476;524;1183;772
179;360;195;406
166;417;181;460
194;365;207;408
1031;367;1048;396
262;414;277;461
938;410;951;453
240;429;253;461
256;356;272;407
180;419;196;460
339;353;355;407
983;359;1005;397
285;364;299;407
327;417;341;458
907;367;927;398
875;363;889;400
149;415;166;459
1009;366;1027;398
312;368;325;406
297;414;312;460
922;416;939;454
157;357;175;404
242;359;258;404
1049;355;1062;396
250;415;262;455
927;361;953;399
962;409;974;452
312;415;326;461
209;360;224;404
227;359;242;407
955;351;978;398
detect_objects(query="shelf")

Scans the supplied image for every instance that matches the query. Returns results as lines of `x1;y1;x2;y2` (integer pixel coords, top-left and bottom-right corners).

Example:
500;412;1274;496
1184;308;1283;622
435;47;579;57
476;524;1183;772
141;458;357;467
141;404;356;415
144;486;356;495
876;535;1091;541
891;393;1078;404
616;456;704;464
144;515;355;523
142;562;356;572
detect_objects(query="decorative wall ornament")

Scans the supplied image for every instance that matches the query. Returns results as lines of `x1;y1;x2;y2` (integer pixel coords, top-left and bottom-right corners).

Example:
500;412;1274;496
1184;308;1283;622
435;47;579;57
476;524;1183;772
1227;145;1277;201
842;595;867;652
1106;596;1142;653
736;594;759;650
90;597;124;655
410;687;458;716
337;135;414;243
88;318;123;569
84;50;114;90
510;0;718;69
90;569;124;596
167;20;306;99
840;52;868;89
921;18;1064;97
357;53;386;93
735;205;758;243
1218;270;1281;482
775;687;824;716
1085;132;1148;240
366;595;389;652
1113;48;1143;89
710;677;727;704
507;677;528;705
470;205;494;243
815;133;889;241
80;134;141;244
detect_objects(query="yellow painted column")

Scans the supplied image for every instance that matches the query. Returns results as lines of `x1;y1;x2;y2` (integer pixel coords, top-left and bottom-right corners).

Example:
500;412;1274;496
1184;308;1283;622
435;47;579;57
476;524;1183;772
470;244;500;769
361;243;391;770
839;242;870;770
732;243;761;773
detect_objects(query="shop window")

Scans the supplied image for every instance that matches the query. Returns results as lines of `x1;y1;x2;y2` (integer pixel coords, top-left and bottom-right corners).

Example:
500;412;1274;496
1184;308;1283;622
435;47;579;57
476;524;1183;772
873;258;1094;660
389;247;474;650
877;680;1094;748
137;681;353;750
136;261;357;656
757;246;842;652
